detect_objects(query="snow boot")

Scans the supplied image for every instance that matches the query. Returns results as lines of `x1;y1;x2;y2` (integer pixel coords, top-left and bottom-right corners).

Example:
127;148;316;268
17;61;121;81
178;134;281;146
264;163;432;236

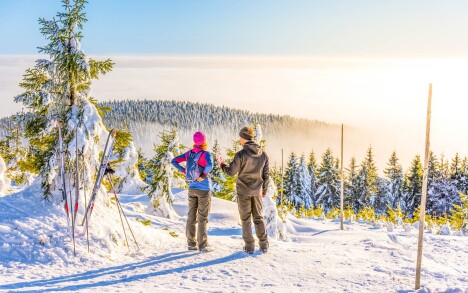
243;247;254;254
199;246;212;253
188;246;198;251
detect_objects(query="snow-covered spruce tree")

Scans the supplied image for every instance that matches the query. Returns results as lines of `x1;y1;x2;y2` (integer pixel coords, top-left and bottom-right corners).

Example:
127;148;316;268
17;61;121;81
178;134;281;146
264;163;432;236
459;157;468;195
307;151;318;207
112;130;148;194
283;152;301;209
210;140;225;193
383;151;404;210
144;129;182;219
315;148;341;213
297;154;312;210
451;153;463;186
216;140;241;201
14;0;114;198
374;177;390;215
136;147;150;183
427;152;459;216
345;157;360;211
450;153;466;204
427;176;458;217
0;113;30;186
356;146;379;212
403;155;423;216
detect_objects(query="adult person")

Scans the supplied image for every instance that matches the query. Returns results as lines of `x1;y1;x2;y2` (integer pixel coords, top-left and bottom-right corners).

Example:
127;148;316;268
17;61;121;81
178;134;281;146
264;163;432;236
172;131;213;252
218;126;269;254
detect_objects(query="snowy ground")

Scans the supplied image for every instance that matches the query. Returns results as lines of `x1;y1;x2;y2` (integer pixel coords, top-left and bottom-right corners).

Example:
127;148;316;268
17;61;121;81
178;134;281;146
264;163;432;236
0;188;467;293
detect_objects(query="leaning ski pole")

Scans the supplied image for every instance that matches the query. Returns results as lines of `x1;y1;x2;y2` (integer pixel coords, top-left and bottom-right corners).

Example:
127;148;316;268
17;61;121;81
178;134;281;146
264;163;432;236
82;159;90;253
107;173;140;251
105;172;130;252
66;151;76;256
81;129;116;227
58;124;73;252
73;128;80;225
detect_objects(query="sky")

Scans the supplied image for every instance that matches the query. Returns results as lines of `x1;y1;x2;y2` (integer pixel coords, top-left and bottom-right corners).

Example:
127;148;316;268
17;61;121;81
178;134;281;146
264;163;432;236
1;0;468;167
2;0;468;56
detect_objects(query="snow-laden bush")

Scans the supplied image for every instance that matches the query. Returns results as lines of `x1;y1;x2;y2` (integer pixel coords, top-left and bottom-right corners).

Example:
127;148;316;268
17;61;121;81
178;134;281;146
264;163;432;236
263;178;288;241
0;155;10;195
113;142;147;195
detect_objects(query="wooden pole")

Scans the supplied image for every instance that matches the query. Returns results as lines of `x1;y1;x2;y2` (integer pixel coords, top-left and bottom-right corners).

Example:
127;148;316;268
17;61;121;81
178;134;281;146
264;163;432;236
281;148;284;205
340;124;344;230
415;83;432;290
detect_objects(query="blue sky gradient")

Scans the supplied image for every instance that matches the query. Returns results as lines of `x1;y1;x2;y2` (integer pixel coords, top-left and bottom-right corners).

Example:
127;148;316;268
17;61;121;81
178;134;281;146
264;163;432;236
1;0;468;56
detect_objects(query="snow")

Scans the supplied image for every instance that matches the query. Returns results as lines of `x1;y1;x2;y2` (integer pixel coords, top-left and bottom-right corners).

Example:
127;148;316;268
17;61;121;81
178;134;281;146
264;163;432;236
0;187;467;292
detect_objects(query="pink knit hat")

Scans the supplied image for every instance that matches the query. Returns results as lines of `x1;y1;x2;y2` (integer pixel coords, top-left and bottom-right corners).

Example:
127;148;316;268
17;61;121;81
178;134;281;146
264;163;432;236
193;131;206;145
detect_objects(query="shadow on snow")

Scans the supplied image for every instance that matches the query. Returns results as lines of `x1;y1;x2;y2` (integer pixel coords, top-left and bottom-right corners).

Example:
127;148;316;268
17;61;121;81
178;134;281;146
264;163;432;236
1;250;248;292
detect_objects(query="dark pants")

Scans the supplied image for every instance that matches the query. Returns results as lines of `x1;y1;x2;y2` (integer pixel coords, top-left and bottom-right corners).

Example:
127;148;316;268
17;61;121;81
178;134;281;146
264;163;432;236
187;188;211;249
237;194;269;251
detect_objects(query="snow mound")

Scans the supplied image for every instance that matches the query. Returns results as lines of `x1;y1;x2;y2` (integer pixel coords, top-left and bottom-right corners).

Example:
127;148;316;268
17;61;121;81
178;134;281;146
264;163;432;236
0;180;183;266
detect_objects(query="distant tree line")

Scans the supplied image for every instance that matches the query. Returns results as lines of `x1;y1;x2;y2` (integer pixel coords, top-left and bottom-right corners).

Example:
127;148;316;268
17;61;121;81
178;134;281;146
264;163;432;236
279;147;467;218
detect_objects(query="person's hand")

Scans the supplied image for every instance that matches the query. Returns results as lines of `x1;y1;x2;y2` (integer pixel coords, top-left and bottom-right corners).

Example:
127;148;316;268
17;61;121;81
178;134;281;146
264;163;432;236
262;194;266;198
197;177;204;182
217;156;224;165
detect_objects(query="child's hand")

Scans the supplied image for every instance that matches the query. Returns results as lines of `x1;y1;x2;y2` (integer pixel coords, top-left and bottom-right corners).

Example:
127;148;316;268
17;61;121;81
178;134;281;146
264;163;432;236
197;177;204;182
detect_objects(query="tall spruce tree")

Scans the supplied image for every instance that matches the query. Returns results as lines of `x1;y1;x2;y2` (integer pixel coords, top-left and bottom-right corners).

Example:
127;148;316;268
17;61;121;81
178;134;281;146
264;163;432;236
283;152;301;208
403;155;423;216
383;151;404;210
316;148;341;213
374;177;390;215
297;154;312;209
345;157;359;210
307;151;318;207
356;146;379;211
427;153;460;216
451;153;463;183
427;152;441;214
144;129;183;219
14;0;113;198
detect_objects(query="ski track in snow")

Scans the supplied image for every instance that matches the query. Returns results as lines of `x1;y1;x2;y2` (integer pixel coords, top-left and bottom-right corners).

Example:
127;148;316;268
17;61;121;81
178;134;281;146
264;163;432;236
0;189;467;293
